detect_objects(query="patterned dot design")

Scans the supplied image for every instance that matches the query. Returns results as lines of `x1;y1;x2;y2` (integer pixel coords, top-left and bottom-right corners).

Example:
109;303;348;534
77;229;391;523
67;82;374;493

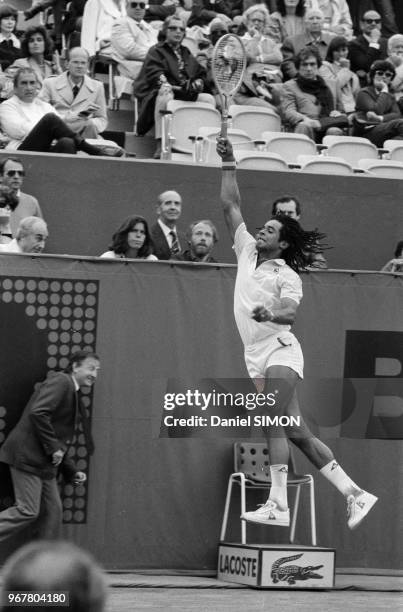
0;276;99;524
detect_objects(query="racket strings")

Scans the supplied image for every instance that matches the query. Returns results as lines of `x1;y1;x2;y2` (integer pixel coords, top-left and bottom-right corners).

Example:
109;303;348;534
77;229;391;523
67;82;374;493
212;36;246;96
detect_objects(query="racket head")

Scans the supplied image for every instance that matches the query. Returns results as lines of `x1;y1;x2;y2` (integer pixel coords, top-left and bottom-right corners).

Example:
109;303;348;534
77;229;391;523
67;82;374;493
212;34;247;99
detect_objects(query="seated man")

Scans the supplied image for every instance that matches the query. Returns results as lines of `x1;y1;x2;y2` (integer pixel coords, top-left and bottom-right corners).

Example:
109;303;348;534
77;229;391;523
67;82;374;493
175;219;218;263
40;47;108;139
0;68;123;156
111;0;158;81
348;10;388;86
0;216;48;253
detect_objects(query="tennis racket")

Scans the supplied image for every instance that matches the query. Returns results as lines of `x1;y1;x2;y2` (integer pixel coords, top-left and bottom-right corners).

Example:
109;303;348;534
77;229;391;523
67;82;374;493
212;34;247;138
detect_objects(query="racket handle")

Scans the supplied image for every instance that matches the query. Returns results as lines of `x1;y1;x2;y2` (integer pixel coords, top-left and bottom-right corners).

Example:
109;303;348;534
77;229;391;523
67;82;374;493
221;111;228;139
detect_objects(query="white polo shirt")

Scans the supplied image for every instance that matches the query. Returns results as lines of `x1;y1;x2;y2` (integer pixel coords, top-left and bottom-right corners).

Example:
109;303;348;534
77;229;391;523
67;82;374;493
233;223;302;348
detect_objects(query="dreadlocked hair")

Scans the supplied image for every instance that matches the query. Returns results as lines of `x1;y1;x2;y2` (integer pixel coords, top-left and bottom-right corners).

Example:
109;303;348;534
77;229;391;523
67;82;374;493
274;214;329;273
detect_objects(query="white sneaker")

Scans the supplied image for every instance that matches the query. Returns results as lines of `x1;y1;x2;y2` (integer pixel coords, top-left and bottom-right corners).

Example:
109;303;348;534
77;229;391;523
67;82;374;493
241;500;290;526
347;491;378;530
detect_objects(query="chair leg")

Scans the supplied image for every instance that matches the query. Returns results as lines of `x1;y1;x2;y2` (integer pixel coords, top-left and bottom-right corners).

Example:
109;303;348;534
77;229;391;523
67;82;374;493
220;477;234;541
240;481;246;544
309;477;317;546
289;485;301;544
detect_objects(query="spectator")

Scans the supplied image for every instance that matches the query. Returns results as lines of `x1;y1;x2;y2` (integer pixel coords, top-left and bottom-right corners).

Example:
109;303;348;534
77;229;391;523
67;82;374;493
387;34;403;101
100;214;158;259
347;1;398;39
281;46;347;141
241;5;283;71
62;0;87;49
352;59;403;147
143;0;178;25
150;189;186;260
281;7;333;80
40;47;108;139
0;68;123;155
0;185;18;244
272;195;327;268
133;15;214;158
111;0;159;81
175;219;218;262
0;216;48;253
381;239;403;273
305;0;353;39
0;157;43;238
10;26;62;86
348;10;388;87
319;35;359;114
187;0;232;28
24;0;70;51
0;4;22;70
0;540;107;612
81;0;126;57
269;0;306;44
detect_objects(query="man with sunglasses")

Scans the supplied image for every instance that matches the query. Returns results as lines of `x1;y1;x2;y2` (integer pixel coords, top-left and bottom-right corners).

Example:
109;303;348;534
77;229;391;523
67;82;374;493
111;0;158;80
0;157;43;238
348;10;387;85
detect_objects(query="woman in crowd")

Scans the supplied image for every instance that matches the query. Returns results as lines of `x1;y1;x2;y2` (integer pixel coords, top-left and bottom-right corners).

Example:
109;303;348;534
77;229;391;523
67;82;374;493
0;5;22;70
305;0;352;38
281;46;347;141
133;15;214;158
387;34;403;101
269;0;306;43
381;240;403;273
0;185;19;244
319;35;359;114
10;26;62;86
101;215;158;260
353;59;403;147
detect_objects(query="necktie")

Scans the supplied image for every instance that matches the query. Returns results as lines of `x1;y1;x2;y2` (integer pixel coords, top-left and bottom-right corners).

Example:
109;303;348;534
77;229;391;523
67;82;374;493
170;230;180;255
76;392;95;456
72;84;80;99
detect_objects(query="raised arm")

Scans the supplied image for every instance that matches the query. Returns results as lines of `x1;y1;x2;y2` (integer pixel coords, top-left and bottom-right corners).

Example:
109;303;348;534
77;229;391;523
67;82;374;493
216;137;245;242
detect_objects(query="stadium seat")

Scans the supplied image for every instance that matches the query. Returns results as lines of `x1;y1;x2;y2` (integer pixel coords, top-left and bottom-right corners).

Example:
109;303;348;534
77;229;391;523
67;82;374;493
383;140;403;162
197;127;254;164
235;151;289;171
220;442;316;545
322;136;378;167
297;155;354;175
358;159;403;178
229;105;281;139
262;133;317;164
161;100;221;157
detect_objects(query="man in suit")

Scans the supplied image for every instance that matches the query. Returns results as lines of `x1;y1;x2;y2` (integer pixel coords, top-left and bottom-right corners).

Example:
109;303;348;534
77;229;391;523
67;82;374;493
348;10;388;86
40;47;108;139
0;216;48;253
150;190;186;260
0;157;43;238
111;0;158;81
281;7;333;73
0;350;100;542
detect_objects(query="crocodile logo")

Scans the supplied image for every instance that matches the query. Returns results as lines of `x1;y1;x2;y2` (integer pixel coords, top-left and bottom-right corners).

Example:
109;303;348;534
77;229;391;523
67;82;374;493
271;554;324;585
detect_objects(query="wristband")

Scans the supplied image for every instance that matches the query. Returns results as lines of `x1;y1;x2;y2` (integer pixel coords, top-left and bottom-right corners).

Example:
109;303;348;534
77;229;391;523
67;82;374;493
222;161;236;170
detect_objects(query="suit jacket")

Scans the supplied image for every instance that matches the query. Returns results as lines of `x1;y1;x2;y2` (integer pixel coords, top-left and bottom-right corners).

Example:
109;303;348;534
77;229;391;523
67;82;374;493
39;72;108;134
281;78;338;127
348;34;388;77
281;31;333;62
0;372;91;481
0;95;59;150
10;192;43;238
111;16;158;80
150;222;186;261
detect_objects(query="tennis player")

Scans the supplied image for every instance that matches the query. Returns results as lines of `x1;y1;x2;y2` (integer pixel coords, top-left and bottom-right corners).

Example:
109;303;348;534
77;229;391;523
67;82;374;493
216;136;377;529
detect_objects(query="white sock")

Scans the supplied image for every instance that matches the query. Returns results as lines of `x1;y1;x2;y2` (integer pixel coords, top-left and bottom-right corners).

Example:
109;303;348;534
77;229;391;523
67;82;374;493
268;464;288;510
320;460;362;498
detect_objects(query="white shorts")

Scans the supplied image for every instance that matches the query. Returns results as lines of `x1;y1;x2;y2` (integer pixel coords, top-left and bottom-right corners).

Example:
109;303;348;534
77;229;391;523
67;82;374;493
244;331;304;380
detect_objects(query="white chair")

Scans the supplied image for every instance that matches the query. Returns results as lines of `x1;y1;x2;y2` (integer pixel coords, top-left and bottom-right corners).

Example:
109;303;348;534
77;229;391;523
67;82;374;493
383;140;403;162
220;442;317;545
197;127;254;164
262;133;317;164
235;151;289;171
358;159;403;178
298;155;354;175
229;105;281;139
162;100;221;156
322;135;378;167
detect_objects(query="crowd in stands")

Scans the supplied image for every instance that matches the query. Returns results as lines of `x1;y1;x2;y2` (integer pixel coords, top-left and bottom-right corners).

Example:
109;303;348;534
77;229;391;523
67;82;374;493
0;2;401;155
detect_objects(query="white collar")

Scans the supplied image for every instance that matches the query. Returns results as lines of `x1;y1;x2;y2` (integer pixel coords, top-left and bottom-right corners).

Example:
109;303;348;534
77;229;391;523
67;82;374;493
158;218;176;238
71;375;80;392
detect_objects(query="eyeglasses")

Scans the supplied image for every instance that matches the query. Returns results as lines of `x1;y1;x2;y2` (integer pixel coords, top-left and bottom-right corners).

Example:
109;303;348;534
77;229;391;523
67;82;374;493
363;18;381;24
129;1;146;7
5;169;24;177
167;26;185;32
375;70;394;78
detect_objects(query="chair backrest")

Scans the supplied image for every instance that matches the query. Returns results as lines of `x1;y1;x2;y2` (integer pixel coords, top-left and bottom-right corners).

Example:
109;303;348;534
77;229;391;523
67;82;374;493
235;151;289;171
234;442;297;482
386;145;403;163
198;127;253;163
263;133;317;164
298;155;354;175
229;104;281;139
167;100;221;153
358;158;403;178
325;137;378;166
